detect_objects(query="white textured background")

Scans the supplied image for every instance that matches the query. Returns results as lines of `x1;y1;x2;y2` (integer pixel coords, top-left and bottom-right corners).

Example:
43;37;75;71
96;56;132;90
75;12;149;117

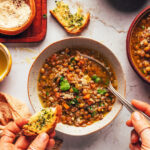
0;0;150;149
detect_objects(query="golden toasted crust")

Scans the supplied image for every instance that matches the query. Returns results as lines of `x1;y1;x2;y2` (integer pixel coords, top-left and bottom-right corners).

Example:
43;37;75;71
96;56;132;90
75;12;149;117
23;105;62;136
50;10;90;35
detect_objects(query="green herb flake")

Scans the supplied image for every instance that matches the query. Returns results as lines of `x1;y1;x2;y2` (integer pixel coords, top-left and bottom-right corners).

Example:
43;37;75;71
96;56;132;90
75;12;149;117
46;92;49;96
141;25;145;29
92;75;97;80
60;80;70;91
95;77;101;83
89;106;93;110
141;69;146;74
70;98;78;105
60;76;64;82
70;57;76;63
100;102;105;106
72;87;79;94
43;14;47;19
92;75;101;83
97;89;107;95
105;79;109;85
91;111;97;117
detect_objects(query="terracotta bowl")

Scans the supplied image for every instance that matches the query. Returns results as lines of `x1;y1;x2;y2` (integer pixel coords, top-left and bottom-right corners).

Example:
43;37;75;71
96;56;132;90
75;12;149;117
126;6;150;84
28;37;126;136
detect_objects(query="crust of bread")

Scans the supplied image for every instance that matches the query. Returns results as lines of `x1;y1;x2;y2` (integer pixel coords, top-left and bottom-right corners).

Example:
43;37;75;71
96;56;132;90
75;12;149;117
50;10;90;35
23;105;62;136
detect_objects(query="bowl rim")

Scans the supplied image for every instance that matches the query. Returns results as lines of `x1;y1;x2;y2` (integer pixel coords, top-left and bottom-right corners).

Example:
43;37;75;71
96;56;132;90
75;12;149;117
0;43;12;82
28;37;126;136
126;6;150;84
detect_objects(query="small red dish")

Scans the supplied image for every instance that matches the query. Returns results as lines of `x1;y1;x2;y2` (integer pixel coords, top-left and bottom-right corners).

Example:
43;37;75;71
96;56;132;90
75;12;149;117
126;6;150;84
0;0;47;43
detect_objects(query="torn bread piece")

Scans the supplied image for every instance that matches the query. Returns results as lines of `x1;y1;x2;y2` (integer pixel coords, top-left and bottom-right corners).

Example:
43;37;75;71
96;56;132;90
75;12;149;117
0;92;31;126
50;0;90;34
23;105;62;136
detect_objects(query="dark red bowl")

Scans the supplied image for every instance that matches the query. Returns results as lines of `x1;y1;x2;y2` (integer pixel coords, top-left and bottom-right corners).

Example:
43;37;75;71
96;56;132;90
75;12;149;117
126;6;150;84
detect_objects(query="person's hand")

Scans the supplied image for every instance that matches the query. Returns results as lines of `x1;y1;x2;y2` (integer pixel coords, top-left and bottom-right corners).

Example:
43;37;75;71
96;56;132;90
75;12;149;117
126;100;150;150
0;118;55;150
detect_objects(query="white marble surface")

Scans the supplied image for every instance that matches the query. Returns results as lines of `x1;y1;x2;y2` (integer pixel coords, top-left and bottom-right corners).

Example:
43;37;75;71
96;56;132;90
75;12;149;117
0;0;150;149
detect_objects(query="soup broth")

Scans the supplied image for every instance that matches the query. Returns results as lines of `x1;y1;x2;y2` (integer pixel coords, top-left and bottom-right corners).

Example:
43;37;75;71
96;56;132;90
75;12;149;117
38;49;117;127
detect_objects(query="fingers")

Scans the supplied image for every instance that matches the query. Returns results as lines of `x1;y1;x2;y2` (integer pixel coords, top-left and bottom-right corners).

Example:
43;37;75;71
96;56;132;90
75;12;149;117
131;130;139;144
1;129;16;143
126;120;133;127
15;136;30;150
129;143;141;150
5;118;28;135
1;118;28;143
127;100;150;127
49;131;56;138
131;112;150;147
27;133;49;150
131;100;150;116
46;139;55;150
131;112;150;134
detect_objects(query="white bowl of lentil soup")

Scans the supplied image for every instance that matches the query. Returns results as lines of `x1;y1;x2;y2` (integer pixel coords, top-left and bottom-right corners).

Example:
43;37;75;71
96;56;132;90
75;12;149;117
127;6;150;84
28;37;125;136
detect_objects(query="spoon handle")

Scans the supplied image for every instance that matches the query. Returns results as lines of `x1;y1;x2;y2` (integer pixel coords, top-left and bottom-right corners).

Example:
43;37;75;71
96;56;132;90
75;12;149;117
108;84;150;121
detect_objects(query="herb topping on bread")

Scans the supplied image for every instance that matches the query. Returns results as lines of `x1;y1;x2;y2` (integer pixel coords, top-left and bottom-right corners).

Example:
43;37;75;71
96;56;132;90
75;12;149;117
50;1;90;34
23;105;62;136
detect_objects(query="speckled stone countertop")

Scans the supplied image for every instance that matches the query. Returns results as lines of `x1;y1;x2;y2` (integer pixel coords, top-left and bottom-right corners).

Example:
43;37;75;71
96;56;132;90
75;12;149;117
0;0;150;150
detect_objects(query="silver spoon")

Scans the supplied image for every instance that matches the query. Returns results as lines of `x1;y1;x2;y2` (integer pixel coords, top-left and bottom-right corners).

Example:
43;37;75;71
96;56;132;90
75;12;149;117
79;52;150;121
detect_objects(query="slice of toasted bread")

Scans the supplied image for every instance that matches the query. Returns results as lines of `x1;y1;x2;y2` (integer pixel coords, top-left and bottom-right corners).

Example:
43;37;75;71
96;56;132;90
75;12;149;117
23;105;62;136
50;1;90;34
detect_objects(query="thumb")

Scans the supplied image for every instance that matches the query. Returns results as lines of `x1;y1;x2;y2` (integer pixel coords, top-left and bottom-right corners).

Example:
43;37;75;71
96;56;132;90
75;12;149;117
28;133;49;150
131;112;150;147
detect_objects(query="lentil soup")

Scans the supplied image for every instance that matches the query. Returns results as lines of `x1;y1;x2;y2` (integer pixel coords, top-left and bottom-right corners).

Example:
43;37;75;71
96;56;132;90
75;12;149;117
130;13;150;81
38;49;117;127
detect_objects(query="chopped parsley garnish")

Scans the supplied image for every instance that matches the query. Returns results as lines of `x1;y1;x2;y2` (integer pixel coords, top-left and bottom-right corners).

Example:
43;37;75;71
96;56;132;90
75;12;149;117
91;111;97;117
60;80;70;91
60;76;64;81
70;57;75;62
141;69;146;74
95;77;101;83
108;96;113;100
141;25;145;29
100;102;105;106
43;14;47;19
97;89;107;95
70;98;78;105
72;87;79;94
89;106;93;110
46;92;49;96
92;75;101;83
105;79;110;85
92;75;97;80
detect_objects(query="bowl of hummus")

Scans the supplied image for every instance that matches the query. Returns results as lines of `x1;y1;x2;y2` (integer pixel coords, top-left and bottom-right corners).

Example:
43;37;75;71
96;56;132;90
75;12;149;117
0;0;36;35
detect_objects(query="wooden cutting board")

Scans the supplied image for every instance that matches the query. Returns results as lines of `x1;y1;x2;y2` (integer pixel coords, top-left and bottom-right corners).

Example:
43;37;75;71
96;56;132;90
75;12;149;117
0;0;47;43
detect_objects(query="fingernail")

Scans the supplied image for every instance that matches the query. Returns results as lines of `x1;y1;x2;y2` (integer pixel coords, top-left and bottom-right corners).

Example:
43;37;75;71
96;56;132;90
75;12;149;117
39;133;48;142
133;112;141;121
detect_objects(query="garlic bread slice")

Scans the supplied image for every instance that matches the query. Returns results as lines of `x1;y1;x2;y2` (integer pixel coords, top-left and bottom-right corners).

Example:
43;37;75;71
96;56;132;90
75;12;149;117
23;105;62;136
50;1;90;34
